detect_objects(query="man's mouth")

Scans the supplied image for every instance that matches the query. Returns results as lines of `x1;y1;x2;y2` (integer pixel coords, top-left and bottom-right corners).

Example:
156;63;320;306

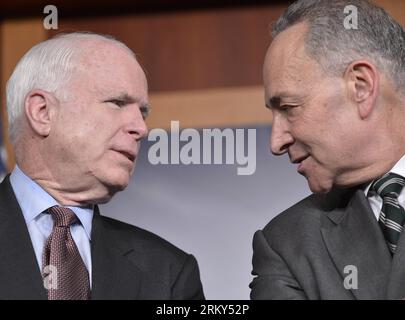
291;155;310;174
114;149;136;162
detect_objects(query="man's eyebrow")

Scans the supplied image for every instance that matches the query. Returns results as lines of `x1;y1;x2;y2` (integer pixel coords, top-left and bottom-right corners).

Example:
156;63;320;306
106;93;138;104
266;92;302;109
105;93;151;113
266;93;289;109
266;96;280;109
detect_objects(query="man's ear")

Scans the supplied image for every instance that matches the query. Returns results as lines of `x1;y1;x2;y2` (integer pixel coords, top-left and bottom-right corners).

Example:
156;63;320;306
344;60;379;119
24;89;58;138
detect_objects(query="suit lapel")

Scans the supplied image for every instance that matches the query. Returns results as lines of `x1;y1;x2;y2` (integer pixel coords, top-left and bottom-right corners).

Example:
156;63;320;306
90;206;142;300
387;219;405;299
321;189;391;299
0;176;47;299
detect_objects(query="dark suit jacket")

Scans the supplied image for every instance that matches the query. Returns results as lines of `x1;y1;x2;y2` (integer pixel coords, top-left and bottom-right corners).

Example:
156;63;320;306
250;186;405;300
0;176;205;300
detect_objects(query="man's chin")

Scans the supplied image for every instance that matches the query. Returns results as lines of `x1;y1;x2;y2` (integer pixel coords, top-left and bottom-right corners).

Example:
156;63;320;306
307;177;333;194
93;183;127;205
109;178;130;192
100;174;131;199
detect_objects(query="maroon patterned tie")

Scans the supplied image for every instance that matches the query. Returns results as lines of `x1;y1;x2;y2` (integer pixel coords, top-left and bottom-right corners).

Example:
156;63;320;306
42;206;91;300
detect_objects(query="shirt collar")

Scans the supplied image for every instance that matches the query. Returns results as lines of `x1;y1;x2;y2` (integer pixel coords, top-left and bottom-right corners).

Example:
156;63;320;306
364;154;405;197
9;165;93;240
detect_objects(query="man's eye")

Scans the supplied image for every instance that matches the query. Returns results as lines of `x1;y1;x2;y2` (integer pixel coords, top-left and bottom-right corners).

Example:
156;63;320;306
281;105;299;114
108;99;125;107
140;106;151;119
281;105;295;110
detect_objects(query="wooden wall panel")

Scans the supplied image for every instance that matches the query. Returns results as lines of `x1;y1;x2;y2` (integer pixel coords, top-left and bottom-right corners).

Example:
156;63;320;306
0;1;289;19
148;86;269;130
0;18;46;170
50;5;287;92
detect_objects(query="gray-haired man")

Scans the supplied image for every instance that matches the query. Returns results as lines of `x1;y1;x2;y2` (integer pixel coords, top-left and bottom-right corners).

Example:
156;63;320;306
251;0;405;299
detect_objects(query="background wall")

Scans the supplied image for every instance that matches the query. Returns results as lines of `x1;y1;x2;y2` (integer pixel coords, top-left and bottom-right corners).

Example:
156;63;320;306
0;0;404;299
101;125;310;299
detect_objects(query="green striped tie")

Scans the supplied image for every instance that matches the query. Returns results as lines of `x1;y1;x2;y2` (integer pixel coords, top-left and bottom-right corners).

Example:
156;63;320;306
371;173;405;254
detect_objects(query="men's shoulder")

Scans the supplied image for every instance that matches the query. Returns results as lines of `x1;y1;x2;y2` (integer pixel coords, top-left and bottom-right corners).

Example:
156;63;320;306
262;194;324;236
97;214;191;264
261;188;353;244
96;214;205;299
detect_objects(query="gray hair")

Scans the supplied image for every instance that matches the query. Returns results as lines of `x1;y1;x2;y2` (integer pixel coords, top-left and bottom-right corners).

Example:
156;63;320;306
272;0;405;88
6;32;136;145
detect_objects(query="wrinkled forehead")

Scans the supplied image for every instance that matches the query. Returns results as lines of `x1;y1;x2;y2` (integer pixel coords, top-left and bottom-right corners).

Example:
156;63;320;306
264;23;309;79
263;23;321;99
79;40;145;80
70;40;148;97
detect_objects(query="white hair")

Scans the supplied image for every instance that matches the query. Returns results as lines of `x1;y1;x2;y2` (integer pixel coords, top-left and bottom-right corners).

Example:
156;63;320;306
6;32;136;145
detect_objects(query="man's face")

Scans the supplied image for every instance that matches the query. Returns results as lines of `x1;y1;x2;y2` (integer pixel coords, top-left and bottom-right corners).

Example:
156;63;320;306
48;41;149;203
264;23;361;194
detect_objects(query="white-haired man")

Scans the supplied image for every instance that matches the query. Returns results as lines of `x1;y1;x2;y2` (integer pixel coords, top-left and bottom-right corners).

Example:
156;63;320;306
0;32;204;300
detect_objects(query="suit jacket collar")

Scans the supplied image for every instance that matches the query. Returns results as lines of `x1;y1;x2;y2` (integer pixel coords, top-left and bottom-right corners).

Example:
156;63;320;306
90;206;142;300
321;188;392;299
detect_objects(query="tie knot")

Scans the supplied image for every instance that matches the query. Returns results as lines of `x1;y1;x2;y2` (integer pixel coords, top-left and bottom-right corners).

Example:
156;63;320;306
371;172;405;199
48;206;78;227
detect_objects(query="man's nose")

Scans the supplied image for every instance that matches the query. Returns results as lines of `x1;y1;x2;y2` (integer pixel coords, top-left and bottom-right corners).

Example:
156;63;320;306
128;109;148;141
270;117;294;155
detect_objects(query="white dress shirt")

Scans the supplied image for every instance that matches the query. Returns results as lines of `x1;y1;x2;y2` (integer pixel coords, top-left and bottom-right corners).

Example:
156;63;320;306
364;154;405;221
9;165;93;287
